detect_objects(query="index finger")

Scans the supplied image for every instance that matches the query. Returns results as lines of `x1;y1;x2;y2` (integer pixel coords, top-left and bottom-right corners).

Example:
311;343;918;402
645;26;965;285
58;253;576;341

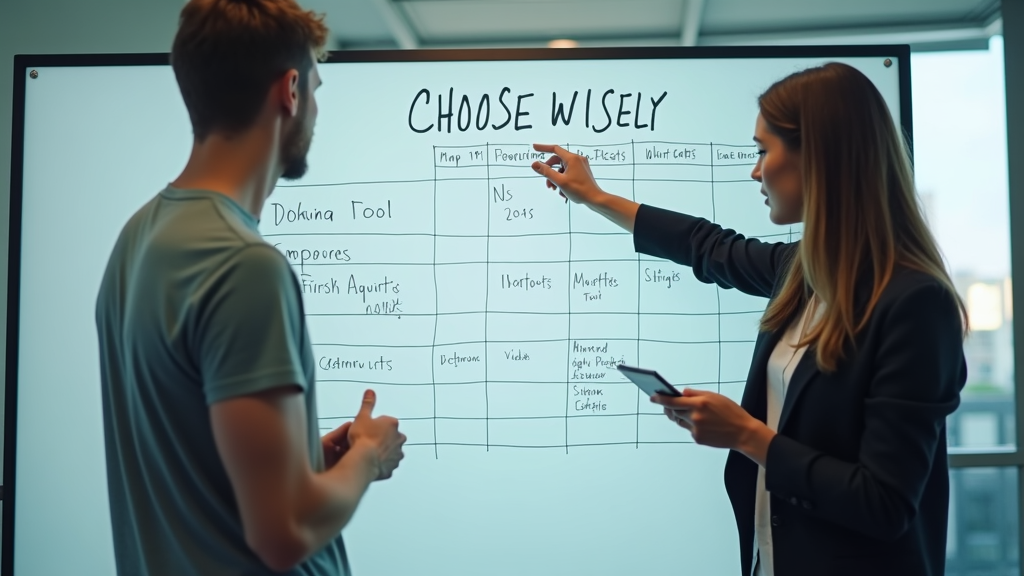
320;420;351;443
532;143;572;159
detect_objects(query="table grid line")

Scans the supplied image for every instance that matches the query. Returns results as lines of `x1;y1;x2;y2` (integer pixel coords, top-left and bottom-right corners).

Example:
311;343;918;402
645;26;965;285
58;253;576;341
436;162;756;170
431;145;439;458
264;231;795;240
350;176;758;185
430;139;756;149
565;142;573;454
310;441;700;449
633;138;642;448
314;338;758;349
485;142;492;451
308;311;764;318
317;378;747;387
279;175;757;186
320;413;711;422
712;142;723;395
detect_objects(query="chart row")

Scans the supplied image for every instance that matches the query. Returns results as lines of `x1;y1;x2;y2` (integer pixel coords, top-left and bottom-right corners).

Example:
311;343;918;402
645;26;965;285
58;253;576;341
313;381;748;448
309;310;764;344
309;338;757;388
295;263;772;316
262;178;782;239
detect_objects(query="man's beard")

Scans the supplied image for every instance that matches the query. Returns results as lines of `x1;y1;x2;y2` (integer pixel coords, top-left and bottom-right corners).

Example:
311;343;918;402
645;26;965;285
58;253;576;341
281;111;313;181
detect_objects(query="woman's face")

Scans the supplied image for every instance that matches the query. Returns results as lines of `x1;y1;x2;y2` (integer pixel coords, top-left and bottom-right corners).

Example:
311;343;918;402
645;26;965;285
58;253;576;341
751;113;803;225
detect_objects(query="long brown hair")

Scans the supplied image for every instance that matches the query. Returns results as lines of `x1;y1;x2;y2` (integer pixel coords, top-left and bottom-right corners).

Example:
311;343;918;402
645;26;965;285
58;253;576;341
758;62;967;371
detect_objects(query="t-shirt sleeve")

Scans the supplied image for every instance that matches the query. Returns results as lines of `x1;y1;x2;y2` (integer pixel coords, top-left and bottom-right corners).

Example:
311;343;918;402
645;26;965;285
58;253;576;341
193;244;309;405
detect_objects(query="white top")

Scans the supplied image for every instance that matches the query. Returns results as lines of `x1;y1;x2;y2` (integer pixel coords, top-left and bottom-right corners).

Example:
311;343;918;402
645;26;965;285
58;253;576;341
753;297;823;576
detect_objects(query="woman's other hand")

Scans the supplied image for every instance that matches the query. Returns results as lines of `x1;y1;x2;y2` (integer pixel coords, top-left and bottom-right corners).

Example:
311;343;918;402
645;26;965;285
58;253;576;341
531;144;605;205
650;388;776;467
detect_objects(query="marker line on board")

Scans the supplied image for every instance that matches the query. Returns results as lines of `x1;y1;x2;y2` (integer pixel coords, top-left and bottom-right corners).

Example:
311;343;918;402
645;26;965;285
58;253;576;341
321;413;718;422
262;230;793;240
374;440;699;449
565;142;572;455
711;142;723;395
431;145;439;459
316;378;747;388
314;337;756;349
307;310;764;318
633;139;641;449
279;254;788;267
275;174;754;190
485;143;492;452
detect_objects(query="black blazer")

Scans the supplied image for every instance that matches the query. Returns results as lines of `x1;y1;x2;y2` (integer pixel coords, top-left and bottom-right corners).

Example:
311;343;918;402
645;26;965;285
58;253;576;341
634;205;966;576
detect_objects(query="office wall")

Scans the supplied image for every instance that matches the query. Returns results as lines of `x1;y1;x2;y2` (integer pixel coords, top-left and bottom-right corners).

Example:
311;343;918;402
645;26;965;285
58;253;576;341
0;0;186;470
0;5;183;562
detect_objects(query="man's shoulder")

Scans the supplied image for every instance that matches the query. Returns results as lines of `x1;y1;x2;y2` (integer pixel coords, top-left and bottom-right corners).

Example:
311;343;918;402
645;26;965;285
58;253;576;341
98;190;293;311
200;244;301;318
159;188;262;244
217;243;294;280
139;188;281;276
110;188;259;253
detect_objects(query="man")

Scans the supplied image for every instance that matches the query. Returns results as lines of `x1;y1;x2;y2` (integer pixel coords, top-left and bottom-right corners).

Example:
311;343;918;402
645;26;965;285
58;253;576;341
95;1;406;574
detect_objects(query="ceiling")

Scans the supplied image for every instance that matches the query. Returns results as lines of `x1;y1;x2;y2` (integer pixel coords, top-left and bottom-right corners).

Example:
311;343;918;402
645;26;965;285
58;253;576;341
302;0;1002;51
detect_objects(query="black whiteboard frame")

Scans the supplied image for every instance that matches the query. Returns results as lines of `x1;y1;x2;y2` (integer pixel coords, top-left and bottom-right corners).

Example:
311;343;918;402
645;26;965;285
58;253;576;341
4;44;912;575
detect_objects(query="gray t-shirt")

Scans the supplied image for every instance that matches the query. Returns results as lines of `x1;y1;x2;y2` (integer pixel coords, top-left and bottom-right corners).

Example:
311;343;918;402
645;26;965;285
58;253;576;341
96;186;348;576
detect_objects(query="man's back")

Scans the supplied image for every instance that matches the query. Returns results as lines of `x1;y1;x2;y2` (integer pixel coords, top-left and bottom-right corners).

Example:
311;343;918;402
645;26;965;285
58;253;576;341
96;185;348;576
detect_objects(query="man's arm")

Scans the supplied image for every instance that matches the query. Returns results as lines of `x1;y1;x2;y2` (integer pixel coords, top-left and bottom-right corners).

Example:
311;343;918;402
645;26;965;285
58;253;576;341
196;246;404;570
211;387;395;572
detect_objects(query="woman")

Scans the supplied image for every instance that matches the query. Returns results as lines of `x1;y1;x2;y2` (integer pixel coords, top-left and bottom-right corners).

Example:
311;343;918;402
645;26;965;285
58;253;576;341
531;62;967;576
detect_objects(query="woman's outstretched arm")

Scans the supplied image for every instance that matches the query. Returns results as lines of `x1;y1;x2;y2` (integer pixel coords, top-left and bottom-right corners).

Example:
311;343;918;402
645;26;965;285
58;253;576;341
532;143;794;298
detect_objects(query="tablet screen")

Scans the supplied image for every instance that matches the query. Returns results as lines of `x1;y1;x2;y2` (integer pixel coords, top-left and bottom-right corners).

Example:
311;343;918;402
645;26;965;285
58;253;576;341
617;365;681;397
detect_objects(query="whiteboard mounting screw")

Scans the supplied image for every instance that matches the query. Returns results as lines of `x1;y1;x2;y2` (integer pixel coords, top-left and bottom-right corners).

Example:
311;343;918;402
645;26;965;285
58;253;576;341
883;58;892;68
29;70;38;79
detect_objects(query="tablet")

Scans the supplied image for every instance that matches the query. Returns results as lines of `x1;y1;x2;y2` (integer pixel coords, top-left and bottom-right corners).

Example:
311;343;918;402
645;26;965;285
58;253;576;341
616;364;682;397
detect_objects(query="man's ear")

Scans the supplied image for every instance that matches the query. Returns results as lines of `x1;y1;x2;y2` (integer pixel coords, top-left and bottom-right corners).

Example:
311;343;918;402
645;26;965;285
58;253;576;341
278;70;300;118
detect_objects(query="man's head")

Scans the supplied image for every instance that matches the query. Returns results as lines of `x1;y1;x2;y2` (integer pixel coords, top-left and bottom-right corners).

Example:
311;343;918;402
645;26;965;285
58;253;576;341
171;0;328;180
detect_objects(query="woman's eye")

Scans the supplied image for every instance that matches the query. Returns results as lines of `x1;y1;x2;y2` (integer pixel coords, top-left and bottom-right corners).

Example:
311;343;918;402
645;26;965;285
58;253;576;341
756;149;766;156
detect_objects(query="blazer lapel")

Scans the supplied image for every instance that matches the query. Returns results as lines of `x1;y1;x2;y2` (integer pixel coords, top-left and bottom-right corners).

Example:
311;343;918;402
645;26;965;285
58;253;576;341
740;329;783;422
778;349;819;430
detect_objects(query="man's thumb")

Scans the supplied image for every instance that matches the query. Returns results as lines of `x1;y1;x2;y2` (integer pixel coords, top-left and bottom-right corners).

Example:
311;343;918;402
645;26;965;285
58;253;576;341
357;389;376;418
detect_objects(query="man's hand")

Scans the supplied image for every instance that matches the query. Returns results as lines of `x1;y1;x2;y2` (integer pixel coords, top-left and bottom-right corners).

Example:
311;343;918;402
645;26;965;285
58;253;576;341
321;421;352;470
347;390;407;480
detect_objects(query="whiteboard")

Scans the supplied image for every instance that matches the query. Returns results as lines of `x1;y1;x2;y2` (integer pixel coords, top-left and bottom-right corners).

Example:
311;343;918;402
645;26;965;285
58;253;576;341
6;47;907;576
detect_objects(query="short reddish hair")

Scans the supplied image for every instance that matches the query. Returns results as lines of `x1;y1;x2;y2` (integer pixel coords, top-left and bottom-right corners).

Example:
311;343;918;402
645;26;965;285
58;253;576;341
171;0;328;141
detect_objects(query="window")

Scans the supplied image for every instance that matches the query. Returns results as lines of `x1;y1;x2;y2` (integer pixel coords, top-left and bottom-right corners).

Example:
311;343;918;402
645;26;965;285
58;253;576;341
946;467;1019;575
911;36;1018;576
911;37;1015;451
